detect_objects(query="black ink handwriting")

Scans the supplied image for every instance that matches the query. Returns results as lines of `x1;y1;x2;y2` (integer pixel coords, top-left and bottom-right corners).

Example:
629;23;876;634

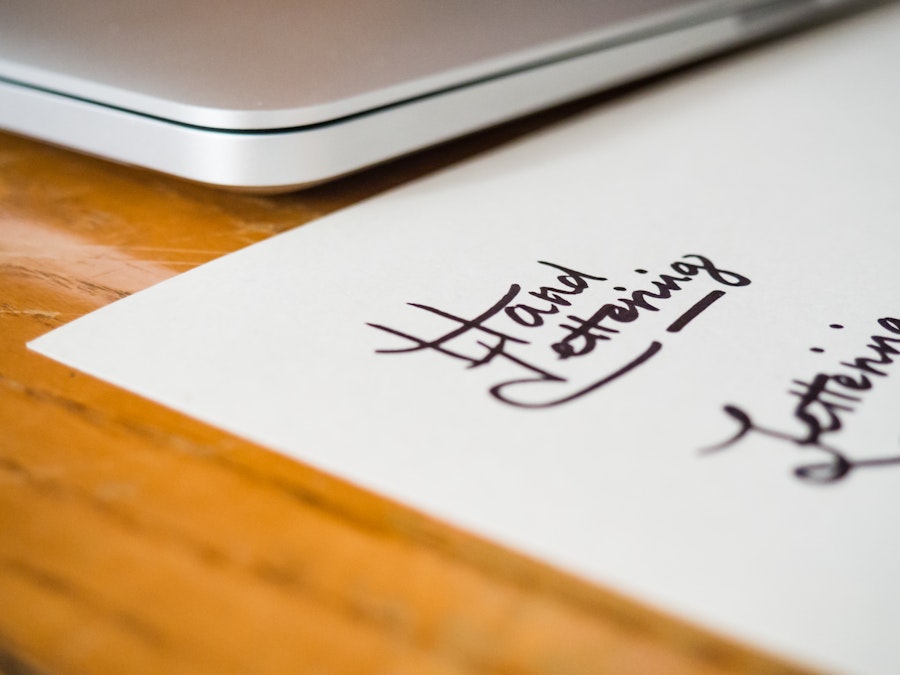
370;255;747;408
705;317;900;483
553;255;749;359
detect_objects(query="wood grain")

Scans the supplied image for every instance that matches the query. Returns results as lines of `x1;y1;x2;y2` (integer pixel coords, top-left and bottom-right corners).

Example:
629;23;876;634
0;119;815;675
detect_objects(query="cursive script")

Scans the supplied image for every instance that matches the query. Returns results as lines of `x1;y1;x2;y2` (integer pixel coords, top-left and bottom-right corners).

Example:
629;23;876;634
705;317;900;483
369;254;749;408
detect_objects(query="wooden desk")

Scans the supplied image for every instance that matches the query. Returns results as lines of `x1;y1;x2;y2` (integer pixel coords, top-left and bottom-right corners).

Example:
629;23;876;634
0;113;808;674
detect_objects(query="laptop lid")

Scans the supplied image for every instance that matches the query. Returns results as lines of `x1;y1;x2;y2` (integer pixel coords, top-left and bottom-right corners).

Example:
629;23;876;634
0;0;869;189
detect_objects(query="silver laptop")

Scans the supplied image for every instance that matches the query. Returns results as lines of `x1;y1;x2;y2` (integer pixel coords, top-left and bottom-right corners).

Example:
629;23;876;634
0;0;869;191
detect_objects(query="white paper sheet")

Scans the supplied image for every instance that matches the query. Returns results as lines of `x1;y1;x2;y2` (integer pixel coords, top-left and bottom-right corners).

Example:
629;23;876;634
30;5;900;673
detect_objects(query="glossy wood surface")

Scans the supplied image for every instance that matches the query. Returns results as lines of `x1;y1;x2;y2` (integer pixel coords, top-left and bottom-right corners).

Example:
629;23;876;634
0;104;815;675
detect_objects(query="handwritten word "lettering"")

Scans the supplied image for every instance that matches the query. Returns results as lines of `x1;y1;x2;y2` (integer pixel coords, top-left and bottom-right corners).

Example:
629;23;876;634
705;317;900;484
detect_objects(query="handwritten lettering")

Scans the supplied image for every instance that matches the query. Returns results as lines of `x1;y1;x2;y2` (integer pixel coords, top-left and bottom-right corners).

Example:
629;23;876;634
369;254;749;408
705;317;900;483
553;255;749;359
504;262;605;328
